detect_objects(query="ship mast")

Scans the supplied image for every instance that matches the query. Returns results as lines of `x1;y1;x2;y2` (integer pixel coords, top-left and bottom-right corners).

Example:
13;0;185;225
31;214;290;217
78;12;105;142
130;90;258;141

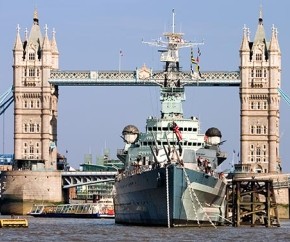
142;9;203;119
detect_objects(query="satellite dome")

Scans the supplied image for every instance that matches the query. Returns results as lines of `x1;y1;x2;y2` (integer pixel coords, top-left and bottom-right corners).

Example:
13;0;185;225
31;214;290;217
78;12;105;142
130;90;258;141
122;125;139;144
205;127;222;138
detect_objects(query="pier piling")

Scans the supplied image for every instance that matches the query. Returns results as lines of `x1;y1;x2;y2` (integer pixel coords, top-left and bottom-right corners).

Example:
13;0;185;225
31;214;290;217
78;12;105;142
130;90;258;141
226;178;280;227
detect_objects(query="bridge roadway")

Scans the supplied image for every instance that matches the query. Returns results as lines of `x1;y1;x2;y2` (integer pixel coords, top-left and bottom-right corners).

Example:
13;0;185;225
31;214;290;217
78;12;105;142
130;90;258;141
49;70;241;86
61;171;117;189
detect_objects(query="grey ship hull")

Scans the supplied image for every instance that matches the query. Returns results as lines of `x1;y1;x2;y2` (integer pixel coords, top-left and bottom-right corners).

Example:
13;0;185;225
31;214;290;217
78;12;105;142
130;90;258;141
114;165;227;227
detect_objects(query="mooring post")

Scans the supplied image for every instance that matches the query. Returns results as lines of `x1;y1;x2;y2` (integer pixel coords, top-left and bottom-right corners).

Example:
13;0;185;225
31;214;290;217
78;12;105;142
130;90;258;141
266;181;271;227
236;181;241;227
250;180;256;227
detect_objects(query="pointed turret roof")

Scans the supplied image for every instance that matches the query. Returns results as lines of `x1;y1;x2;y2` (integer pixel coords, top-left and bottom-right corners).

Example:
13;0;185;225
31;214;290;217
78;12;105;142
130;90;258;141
51;28;59;54
253;7;266;45
240;25;250;51
269;25;280;53
14;24;23;51
26;9;43;50
42;24;51;51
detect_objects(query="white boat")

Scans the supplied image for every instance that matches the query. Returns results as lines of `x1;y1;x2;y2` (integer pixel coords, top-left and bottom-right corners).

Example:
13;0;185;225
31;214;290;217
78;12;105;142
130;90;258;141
28;198;114;218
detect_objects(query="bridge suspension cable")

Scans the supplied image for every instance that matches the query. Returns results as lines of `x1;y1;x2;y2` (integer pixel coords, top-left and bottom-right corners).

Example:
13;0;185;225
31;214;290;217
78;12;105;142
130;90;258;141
278;87;290;106
0;86;14;116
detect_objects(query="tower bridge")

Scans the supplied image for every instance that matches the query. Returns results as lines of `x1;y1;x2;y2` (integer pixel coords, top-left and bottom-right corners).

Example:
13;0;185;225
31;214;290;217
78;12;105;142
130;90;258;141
49;70;241;87
0;9;287;215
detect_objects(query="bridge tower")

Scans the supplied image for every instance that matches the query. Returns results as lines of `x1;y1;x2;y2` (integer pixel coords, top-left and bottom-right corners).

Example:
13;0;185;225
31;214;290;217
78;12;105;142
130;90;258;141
239;10;281;174
13;10;59;171
0;10;63;215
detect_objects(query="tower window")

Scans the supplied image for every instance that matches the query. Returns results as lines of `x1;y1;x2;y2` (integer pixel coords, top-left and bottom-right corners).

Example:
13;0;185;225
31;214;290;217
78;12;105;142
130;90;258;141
29;68;35;77
251;69;254;77
256;69;262;77
28;53;35;60
30;124;35;132
256;54;262;61
250;102;254;109
250;126;254;134
263;126;267;134
263;101;267;109
256;147;261;156
257;125;261;134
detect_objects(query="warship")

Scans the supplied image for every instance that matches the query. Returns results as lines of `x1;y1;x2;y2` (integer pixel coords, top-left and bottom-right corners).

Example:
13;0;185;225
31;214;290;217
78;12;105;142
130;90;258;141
114;10;228;227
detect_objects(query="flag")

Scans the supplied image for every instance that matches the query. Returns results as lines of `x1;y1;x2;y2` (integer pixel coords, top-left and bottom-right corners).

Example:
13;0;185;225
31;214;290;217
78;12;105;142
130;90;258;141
191;57;197;64
172;122;182;141
196;48;201;63
196;65;202;78
190;48;196;64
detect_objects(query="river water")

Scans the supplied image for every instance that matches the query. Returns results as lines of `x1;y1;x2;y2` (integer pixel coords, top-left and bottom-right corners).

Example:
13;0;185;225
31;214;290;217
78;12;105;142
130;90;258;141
1;216;290;242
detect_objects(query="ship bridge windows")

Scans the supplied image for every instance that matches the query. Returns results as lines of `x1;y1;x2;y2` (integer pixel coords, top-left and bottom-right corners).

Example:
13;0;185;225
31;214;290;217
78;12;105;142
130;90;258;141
147;126;197;133
147;127;171;131
141;141;202;147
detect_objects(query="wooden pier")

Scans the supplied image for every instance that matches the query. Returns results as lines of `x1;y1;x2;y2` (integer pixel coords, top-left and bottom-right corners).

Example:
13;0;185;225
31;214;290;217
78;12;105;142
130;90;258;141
226;178;280;227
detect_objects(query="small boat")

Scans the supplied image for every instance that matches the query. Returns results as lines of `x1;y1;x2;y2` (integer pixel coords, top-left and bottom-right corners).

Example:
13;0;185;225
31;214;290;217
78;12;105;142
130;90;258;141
28;198;115;218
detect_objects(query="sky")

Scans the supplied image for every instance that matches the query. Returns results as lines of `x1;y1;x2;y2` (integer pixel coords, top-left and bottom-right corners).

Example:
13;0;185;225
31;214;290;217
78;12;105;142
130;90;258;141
0;1;290;173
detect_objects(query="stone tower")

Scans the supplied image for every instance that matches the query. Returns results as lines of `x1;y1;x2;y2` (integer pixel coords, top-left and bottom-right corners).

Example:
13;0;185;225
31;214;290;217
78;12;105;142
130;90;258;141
13;9;59;171
0;10;63;215
239;10;281;174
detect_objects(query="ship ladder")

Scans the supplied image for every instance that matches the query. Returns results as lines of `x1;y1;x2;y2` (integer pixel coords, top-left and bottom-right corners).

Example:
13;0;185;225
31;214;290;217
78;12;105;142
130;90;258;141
183;168;217;228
